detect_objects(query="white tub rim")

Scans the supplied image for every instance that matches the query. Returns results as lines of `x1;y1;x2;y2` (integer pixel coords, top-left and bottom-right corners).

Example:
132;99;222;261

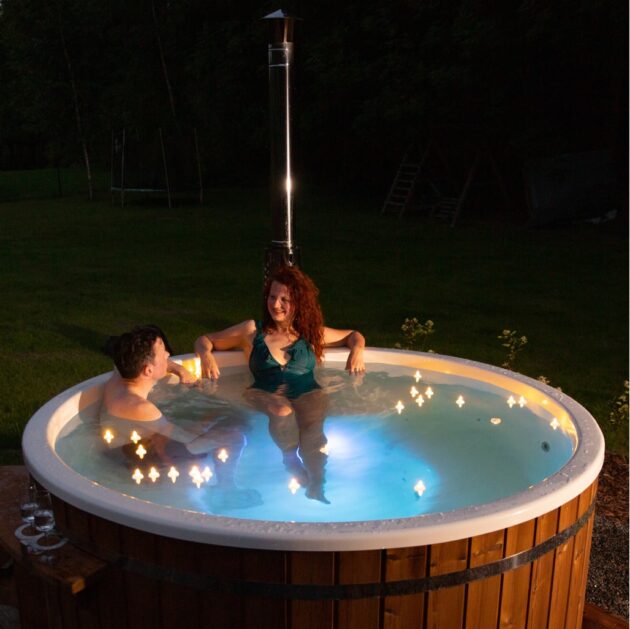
22;348;604;552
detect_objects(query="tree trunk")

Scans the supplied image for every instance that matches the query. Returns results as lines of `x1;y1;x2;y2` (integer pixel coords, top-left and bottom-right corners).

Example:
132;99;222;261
57;11;93;200
152;0;177;123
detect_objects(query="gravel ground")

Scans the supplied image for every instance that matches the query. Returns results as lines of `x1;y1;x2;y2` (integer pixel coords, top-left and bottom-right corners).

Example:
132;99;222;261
586;514;629;620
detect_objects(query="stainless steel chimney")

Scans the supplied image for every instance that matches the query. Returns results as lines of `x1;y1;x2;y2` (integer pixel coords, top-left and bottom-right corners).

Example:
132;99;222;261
263;9;301;278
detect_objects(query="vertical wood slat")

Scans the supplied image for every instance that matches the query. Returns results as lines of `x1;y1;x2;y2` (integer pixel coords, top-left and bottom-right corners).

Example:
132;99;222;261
121;527;161;629
197;544;245;628
291;551;335;629
383;546;427;629
242;549;288;629
336;550;381;629
425;538;468;629
464;529;504;629
90;514;127;629
526;507;560;628
575;480;598;628
158;538;201;629
43;582;66;629
565;482;597;629
547;495;580;629
499;518;536;629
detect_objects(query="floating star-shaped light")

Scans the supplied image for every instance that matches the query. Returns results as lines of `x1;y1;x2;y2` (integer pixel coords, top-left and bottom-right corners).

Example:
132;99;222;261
217;448;229;463
288;478;300;494
414;480;426;496
130;430;141;444
132;468;144;484
395;400;405;414
103;429;114;444
136;444;147;459
507;396;516;408
189;466;203;488
148;467;160;483
201;466;213;482
167;466;179;483
414;370;422;382
410;386;419;398
416;395;425;407
319;444;329;455
455;395;465;408
550;417;560;430
490;417;502;425
425;387;434;399
518;396;527;408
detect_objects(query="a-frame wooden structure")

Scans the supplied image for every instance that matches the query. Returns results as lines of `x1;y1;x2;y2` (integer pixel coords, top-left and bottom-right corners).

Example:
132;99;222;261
382;126;512;226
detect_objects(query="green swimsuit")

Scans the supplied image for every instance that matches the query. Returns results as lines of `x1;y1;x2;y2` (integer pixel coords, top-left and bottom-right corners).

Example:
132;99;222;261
248;321;320;399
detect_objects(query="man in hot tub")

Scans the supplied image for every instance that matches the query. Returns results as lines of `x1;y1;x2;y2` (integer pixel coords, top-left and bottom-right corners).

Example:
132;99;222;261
100;325;252;496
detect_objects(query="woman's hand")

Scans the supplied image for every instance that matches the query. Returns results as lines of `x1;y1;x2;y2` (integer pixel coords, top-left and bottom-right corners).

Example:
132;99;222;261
194;335;220;380
199;351;220;380
345;346;365;375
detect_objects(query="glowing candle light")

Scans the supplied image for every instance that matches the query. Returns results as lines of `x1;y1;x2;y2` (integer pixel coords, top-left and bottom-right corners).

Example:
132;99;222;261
167;466;179;483
136;444;147;459
189;466;203;488
217;448;229;463
425;387;434;399
132;469;144;484
130;430;141;444
319;444;329;455
507;395;516;408
148;467;160;483
455;395;465;408
414;370;422;382
288;478;300;494
490;417;502;425
201;466;213;482
414;480;426;496
416;395;425;407
518;396;527;408
550;417;560;430
103;429;114;444
410;386;419;398
395;400;405;414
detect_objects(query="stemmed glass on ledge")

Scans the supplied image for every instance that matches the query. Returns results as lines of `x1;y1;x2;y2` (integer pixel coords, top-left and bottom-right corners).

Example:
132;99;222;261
32;491;66;562
16;481;41;542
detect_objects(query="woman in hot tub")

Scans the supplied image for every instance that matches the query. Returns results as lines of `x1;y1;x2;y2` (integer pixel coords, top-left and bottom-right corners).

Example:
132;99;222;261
194;265;365;502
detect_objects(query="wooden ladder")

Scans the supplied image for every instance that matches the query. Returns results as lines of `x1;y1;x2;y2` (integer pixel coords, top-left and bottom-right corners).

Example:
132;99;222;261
381;148;428;217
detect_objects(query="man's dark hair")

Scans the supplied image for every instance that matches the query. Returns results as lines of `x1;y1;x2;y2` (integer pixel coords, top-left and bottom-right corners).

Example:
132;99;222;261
103;324;170;379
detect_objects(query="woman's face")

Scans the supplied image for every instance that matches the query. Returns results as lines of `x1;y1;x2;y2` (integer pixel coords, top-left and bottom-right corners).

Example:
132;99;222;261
267;281;293;327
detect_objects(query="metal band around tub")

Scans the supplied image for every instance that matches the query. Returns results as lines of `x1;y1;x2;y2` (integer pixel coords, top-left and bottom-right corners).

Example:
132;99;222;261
69;500;595;601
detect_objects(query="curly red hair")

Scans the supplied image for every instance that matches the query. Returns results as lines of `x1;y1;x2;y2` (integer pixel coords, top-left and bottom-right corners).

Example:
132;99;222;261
262;266;325;362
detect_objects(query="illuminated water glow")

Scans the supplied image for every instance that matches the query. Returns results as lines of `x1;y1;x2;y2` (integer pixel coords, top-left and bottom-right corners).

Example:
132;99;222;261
55;364;576;524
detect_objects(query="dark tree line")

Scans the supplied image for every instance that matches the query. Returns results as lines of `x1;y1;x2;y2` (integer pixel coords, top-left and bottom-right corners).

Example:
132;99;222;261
0;0;625;192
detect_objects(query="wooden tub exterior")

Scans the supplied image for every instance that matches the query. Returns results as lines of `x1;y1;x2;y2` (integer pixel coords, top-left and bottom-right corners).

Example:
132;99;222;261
8;478;597;629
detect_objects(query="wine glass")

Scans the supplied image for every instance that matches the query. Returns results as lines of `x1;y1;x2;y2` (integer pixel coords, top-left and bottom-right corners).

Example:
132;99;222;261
16;481;40;541
32;491;65;563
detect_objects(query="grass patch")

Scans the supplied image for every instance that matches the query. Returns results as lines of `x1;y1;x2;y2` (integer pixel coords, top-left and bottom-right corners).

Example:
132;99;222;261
0;167;110;201
0;189;627;453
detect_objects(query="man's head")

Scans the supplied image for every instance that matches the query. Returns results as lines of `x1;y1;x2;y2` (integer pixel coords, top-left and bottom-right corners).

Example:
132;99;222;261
104;325;171;380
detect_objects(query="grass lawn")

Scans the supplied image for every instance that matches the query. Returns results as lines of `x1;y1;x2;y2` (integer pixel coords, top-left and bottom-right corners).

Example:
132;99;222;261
0;188;627;462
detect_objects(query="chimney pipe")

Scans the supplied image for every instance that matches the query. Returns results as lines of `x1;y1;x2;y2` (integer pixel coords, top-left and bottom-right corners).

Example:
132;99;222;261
263;9;301;278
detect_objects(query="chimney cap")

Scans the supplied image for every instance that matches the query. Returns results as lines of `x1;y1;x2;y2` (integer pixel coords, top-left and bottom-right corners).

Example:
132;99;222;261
262;9;301;21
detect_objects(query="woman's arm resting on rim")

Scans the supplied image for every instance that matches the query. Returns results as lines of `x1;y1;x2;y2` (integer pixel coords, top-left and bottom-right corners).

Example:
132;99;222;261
322;327;366;373
194;320;257;379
